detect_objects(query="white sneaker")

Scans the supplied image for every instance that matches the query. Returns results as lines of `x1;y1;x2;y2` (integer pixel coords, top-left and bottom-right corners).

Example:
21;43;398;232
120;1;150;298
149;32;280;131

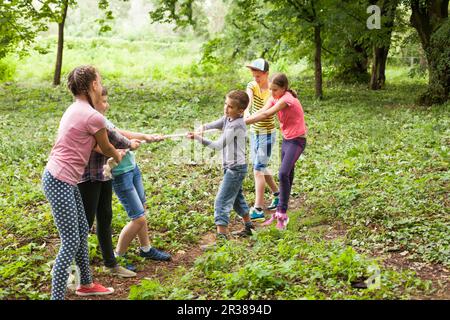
105;265;137;278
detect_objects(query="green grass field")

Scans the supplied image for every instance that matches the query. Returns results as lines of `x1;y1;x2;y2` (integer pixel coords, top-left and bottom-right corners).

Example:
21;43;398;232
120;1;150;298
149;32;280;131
0;37;448;300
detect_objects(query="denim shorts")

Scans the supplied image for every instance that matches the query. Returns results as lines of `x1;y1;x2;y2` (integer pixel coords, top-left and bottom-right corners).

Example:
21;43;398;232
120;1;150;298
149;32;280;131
112;165;146;220
214;164;249;226
250;132;276;172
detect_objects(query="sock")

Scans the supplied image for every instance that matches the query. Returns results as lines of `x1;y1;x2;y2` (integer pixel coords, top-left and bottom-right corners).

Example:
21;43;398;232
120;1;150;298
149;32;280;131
273;191;280;197
114;251;124;258
140;245;152;252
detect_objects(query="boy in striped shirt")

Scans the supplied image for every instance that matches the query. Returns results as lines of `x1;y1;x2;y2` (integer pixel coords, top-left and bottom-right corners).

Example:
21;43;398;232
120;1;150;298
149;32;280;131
245;58;280;222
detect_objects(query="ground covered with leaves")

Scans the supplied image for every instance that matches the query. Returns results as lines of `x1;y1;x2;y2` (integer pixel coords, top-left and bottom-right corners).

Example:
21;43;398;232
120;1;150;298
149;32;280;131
0;73;448;299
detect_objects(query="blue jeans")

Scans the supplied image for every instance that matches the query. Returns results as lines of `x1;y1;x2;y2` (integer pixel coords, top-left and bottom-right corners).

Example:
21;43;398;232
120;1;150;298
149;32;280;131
214;164;249;226
112;165;146;220
250;132;276;172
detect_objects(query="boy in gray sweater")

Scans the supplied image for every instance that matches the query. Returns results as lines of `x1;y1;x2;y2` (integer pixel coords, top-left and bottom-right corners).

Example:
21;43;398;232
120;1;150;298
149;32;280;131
187;90;254;242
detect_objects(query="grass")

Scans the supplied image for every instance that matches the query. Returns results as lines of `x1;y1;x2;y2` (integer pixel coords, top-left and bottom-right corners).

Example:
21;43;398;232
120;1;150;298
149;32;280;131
0;37;448;300
9;36;203;84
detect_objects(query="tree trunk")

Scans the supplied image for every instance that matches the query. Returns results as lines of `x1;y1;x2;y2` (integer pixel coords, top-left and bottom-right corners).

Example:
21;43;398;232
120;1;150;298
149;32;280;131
410;0;449;105
314;25;323;99
53;2;68;86
370;47;389;89
370;0;398;90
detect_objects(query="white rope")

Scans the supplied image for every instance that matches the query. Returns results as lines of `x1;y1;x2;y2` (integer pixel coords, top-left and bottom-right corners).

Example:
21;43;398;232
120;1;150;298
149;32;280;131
161;128;218;139
103;156;120;180
102;129;218;179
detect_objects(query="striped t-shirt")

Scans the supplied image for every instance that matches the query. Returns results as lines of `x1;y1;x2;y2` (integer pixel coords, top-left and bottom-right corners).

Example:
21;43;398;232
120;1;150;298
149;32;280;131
247;81;275;133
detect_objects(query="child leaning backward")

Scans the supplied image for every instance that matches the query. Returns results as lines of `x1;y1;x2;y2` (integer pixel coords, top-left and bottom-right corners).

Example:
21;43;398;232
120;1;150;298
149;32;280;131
42;65;122;299
92;89;172;263
187;90;255;243
78;86;163;278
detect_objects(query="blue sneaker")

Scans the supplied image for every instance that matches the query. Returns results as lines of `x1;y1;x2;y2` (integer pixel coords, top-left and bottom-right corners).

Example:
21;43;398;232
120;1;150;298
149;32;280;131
125;263;137;272
267;196;279;210
116;254;137;272
249;207;265;222
139;247;172;261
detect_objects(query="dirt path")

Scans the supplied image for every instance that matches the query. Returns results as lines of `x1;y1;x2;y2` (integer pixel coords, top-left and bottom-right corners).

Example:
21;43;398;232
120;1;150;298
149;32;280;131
66;220;245;300
62;197;448;300
307;211;450;299
66;247;204;300
323;223;449;299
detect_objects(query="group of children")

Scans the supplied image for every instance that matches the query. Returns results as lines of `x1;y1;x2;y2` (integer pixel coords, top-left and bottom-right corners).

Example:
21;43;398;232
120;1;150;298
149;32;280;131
42;59;307;299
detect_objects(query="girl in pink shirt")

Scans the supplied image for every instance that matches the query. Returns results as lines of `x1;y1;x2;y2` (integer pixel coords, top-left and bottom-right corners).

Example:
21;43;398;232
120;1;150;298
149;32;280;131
42;66;123;299
245;73;307;230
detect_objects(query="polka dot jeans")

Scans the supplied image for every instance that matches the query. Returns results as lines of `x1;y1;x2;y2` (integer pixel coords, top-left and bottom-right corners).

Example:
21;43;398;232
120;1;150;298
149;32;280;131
42;169;92;300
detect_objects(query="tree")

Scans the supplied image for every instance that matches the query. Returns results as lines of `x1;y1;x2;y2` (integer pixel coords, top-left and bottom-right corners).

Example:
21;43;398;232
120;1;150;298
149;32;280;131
150;0;333;99
281;0;327;99
323;0;372;84
0;0;49;59
51;0;70;86
369;0;399;90
408;0;449;105
40;0;114;86
1;0;115;86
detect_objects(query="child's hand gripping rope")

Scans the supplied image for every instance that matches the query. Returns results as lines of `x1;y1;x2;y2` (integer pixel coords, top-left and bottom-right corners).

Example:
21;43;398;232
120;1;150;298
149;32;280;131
102;129;218;179
103;157;119;180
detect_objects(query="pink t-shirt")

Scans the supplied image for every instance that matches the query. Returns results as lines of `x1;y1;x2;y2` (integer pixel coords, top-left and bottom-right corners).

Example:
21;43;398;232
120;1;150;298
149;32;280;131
268;91;307;139
46;100;106;185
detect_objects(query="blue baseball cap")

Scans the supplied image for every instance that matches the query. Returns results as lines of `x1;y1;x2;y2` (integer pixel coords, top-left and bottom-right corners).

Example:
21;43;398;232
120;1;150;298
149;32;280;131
246;58;269;72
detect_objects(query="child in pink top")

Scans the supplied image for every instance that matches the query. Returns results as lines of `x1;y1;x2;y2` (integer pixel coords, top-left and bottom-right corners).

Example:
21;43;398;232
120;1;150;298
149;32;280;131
42;65;123;300
245;73;307;230
46;99;108;185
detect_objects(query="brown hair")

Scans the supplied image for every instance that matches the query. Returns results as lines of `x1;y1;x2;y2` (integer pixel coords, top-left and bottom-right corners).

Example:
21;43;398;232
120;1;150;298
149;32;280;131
101;86;108;96
226;90;249;110
270;73;298;98
67;65;98;107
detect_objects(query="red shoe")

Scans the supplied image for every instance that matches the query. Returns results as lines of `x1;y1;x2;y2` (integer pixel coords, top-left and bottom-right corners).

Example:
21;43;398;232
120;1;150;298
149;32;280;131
75;282;114;296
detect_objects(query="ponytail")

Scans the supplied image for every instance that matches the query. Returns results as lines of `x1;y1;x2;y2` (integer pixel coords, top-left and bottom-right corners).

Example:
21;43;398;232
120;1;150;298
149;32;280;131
270;73;298;98
286;89;298;98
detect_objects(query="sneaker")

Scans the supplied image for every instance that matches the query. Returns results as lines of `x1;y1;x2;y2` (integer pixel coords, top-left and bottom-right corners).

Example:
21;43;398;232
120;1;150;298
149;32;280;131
231;224;254;238
139;247;172;261
116;254;137;272
249;207;265;222
105;265;137;278
75;283;114;296
276;212;289;230
262;213;277;226
267;196;279;210
125;263;137;272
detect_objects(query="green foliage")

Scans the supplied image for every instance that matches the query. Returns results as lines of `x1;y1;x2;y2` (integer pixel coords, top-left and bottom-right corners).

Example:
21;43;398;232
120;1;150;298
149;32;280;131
0;37;448;299
7;36;204;84
130;229;431;300
417;19;450;105
0;0;49;59
0;57;16;81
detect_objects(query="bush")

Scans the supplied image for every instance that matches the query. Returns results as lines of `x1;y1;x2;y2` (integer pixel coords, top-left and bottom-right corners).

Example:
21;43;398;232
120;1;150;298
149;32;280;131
0;57;16;82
